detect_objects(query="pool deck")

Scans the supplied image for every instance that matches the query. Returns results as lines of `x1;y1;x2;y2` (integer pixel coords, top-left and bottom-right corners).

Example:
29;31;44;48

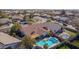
48;41;60;48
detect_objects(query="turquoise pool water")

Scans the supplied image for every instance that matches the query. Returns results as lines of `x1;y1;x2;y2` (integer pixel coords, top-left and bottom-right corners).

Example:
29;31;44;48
36;37;59;48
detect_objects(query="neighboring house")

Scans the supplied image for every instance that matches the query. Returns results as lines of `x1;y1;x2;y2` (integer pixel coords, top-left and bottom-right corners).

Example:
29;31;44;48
0;25;11;33
40;14;50;18
65;11;74;16
0;18;11;25
52;11;62;15
0;32;21;49
66;25;77;31
58;17;69;22
33;13;40;16
56;16;70;24
33;16;48;23
70;18;79;30
21;22;62;38
0;23;13;33
11;14;24;22
74;13;79;17
25;13;30;19
53;16;60;20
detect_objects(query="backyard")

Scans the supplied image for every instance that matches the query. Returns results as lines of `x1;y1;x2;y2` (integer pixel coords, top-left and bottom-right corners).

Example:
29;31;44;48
56;43;70;49
71;40;79;47
65;30;77;38
59;45;70;49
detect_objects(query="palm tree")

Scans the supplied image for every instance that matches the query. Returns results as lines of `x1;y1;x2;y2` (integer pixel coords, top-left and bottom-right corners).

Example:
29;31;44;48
19;35;36;49
47;30;53;37
10;22;22;36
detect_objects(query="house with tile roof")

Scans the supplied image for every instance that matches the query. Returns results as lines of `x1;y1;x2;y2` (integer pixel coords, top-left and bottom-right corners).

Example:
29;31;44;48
21;22;62;38
0;18;11;25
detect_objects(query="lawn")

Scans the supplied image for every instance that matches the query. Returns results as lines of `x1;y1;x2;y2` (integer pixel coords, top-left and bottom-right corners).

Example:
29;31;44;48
65;30;77;38
59;45;70;49
56;44;70;49
71;40;79;47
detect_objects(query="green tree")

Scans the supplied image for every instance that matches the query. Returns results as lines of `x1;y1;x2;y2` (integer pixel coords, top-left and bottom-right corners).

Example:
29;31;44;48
43;44;48;49
46;19;51;22
10;22;21;36
19;35;36;49
0;11;2;16
48;30;53;37
29;13;34;19
23;15;26;20
77;32;79;35
46;18;52;22
61;10;65;15
28;19;35;24
0;11;9;18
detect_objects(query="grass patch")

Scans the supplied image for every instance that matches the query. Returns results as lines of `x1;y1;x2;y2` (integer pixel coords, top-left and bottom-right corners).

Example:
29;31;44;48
59;46;70;49
71;40;79;47
56;43;70;49
65;30;77;38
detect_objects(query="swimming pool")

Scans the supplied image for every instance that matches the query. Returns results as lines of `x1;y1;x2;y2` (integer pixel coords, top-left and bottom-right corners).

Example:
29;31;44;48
36;37;60;48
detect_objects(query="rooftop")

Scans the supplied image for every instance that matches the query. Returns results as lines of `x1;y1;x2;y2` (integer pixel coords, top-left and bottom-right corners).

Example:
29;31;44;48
0;32;21;45
0;18;11;24
21;22;61;36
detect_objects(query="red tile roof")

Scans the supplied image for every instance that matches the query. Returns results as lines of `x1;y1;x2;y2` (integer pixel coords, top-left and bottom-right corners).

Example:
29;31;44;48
21;22;61;36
